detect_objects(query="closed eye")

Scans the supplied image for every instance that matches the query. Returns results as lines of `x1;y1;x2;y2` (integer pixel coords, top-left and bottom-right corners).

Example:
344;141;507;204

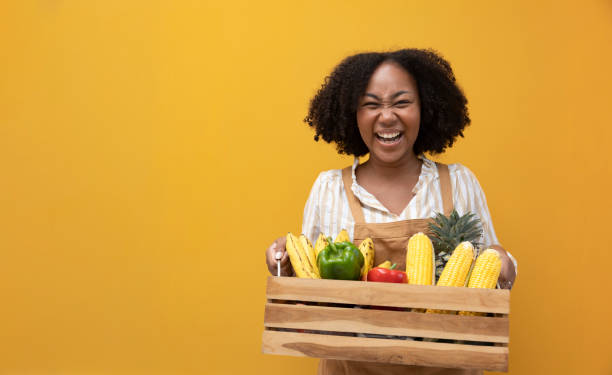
394;100;412;106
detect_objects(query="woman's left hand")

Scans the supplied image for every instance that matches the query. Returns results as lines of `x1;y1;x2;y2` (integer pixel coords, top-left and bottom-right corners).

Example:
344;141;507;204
488;244;516;290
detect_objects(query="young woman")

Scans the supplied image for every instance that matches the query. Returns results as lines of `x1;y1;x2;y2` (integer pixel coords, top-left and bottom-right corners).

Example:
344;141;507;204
265;49;517;375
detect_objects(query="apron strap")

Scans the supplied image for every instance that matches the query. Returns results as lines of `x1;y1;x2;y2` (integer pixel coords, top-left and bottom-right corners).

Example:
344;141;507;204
436;162;454;216
342;167;366;224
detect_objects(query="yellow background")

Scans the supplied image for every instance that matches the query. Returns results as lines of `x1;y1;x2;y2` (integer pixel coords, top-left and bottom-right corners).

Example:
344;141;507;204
1;1;611;374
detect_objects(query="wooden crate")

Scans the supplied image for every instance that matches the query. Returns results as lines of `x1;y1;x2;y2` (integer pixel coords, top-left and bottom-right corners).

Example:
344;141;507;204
262;276;510;372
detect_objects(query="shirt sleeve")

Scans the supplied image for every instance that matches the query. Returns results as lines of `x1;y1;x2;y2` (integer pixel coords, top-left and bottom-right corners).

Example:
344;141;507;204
452;165;518;275
301;172;323;245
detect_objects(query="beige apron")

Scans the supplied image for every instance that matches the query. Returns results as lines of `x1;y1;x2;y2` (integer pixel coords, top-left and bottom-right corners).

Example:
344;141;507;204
317;163;482;375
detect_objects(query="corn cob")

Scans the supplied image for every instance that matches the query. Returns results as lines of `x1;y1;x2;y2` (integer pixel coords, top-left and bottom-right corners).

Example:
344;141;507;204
335;229;350;243
427;241;475;314
299;234;320;278
285;233;315;278
459;249;502;316
406;232;435;285
358;237;375;280
314;233;329;257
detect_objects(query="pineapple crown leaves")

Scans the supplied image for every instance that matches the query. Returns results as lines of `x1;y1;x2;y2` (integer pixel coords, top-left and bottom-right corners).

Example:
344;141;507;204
428;209;483;254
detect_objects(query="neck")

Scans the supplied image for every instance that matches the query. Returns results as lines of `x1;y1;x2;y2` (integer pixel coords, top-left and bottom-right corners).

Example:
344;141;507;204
362;152;422;180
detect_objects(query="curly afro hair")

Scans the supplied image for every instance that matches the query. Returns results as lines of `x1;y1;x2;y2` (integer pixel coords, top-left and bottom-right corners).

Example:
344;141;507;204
305;49;470;156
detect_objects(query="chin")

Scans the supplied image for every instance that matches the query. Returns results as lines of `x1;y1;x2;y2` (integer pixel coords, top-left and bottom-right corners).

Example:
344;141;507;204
371;149;412;165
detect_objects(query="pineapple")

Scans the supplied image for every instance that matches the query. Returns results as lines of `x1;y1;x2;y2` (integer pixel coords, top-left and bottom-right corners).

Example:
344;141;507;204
428;210;483;279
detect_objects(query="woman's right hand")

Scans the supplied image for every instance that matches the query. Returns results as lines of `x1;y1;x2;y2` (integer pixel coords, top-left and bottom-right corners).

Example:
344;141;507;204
265;236;293;276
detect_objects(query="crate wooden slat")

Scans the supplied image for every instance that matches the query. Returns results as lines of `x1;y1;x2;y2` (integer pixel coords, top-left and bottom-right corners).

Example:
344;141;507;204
262;276;510;372
267;276;509;314
262;330;508;371
264;303;509;343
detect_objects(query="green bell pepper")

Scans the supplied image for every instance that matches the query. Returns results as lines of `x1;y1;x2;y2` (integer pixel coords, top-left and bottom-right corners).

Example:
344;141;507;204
317;237;364;280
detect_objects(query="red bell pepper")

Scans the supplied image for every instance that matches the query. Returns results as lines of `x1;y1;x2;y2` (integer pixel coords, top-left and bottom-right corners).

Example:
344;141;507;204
366;263;408;283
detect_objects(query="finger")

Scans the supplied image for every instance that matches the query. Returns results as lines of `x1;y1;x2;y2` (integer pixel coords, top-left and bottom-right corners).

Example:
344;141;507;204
502;273;513;289
275;248;287;263
266;242;277;260
274;237;287;250
497;275;512;289
282;263;293;276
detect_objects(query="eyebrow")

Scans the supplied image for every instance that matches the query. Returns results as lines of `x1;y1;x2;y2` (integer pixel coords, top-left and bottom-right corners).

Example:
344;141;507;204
364;90;413;101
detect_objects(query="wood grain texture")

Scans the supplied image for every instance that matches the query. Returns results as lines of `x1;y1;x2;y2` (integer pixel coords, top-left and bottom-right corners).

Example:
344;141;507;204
262;330;508;371
264;303;509;343
266;276;510;314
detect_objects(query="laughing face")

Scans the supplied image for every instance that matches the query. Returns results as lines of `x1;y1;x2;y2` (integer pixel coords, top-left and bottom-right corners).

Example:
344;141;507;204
356;61;420;165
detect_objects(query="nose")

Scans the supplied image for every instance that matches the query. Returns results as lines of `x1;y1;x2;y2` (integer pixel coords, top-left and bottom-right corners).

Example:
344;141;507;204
378;106;396;123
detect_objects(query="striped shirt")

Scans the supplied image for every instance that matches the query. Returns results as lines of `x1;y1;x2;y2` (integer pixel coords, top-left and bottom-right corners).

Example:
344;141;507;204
301;155;517;270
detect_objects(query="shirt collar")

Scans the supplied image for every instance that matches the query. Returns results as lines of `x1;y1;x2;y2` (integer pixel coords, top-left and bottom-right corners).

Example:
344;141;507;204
350;155;436;215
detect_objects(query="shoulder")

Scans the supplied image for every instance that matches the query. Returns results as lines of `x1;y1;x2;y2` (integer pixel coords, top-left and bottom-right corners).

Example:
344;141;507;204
307;167;345;197
420;156;479;184
310;168;343;191
315;168;343;184
447;163;479;182
446;163;487;199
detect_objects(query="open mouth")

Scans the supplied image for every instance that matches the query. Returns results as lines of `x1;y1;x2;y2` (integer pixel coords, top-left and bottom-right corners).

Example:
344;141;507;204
375;131;403;144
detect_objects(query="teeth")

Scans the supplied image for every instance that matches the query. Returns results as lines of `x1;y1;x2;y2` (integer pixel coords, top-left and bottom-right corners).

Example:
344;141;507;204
377;132;400;139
